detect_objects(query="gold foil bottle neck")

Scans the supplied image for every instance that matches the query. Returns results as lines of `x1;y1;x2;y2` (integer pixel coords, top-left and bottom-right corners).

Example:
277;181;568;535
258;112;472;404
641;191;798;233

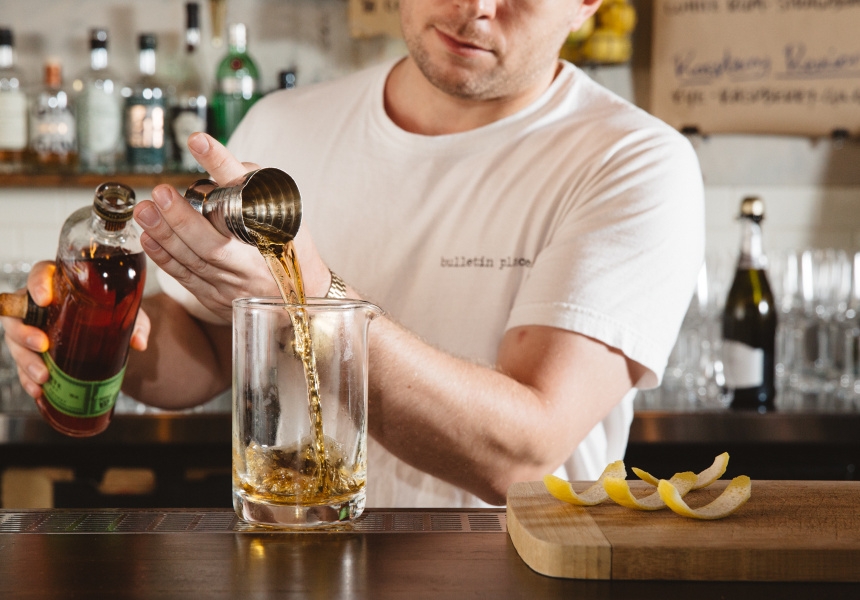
740;196;764;221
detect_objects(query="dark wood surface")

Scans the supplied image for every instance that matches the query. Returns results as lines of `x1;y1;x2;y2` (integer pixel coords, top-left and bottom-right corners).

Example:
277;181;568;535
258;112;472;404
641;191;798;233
1;509;858;599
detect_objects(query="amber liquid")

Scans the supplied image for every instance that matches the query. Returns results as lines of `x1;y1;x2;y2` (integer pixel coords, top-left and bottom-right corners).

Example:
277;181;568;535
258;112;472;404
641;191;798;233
238;236;363;505
35;251;147;436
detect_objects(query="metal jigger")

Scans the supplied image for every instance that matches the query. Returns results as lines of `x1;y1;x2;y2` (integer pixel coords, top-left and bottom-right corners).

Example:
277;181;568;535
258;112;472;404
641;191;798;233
184;168;302;245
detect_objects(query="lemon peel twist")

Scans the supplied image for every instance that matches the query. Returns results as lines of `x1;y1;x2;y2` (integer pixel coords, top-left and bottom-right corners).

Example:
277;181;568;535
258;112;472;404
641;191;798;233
632;452;729;491
542;452;750;520
543;460;626;506
657;475;752;520
603;471;697;510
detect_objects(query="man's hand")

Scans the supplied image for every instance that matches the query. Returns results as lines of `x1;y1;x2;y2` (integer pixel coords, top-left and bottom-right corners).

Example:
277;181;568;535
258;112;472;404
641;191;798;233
0;261;151;401
133;133;331;322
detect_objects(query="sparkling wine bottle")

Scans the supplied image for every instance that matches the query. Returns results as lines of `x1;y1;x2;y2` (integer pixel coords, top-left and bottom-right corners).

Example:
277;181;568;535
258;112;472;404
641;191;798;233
721;196;777;412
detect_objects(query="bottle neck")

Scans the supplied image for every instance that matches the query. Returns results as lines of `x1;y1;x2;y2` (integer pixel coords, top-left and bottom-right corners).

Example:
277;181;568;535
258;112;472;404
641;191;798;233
737;217;767;270
138;48;156;76
0;45;13;69
90;47;108;71
229;27;247;54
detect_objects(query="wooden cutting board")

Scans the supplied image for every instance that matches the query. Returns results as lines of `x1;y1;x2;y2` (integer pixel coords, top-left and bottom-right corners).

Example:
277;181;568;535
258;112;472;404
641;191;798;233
507;479;860;581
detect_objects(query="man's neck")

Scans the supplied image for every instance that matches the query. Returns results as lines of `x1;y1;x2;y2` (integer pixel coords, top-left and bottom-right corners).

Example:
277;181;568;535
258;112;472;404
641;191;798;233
383;57;560;136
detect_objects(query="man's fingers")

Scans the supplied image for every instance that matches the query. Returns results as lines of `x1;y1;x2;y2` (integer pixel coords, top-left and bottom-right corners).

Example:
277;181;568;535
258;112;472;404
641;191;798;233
134;185;229;272
187;132;253;185
27;261;56;306
130;308;151;352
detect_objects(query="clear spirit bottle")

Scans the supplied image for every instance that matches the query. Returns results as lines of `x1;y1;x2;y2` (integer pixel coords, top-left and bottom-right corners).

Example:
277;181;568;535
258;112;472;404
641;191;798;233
124;34;167;173
0;27;27;172
28;61;77;169
171;1;209;172
74;28;124;173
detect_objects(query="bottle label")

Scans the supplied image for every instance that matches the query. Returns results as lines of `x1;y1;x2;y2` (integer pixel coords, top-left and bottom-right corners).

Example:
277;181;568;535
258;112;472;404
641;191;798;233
125;101;165;149
29;105;76;155
79;89;122;154
721;340;764;388
0;90;28;150
41;352;125;418
219;75;256;97
172;108;206;170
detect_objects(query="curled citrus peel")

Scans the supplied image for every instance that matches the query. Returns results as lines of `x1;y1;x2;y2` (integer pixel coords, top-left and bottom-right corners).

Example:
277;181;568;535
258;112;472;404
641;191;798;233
657;475;752;520
603;471;697;510
632;452;729;490
543;460;626;506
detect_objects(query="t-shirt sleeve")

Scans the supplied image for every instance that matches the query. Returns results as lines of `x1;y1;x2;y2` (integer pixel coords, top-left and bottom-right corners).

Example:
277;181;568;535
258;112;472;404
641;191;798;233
506;128;705;388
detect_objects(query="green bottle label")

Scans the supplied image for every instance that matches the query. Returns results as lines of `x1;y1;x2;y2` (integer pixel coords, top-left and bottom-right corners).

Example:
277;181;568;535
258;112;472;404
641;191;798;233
41;352;125;418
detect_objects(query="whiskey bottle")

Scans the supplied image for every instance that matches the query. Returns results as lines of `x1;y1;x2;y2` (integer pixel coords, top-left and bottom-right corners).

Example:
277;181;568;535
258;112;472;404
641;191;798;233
0;27;27;172
124;34;167;173
210;23;261;144
170;2;209;172
28;61;77;169
721;196;777;412
0;183;147;436
74;28;124;173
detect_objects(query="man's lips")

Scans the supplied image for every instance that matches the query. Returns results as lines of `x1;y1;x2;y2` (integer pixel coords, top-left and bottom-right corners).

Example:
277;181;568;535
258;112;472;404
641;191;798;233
434;27;493;55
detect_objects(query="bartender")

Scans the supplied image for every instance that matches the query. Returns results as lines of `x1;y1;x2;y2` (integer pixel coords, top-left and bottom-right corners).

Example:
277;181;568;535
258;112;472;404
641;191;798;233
3;0;704;507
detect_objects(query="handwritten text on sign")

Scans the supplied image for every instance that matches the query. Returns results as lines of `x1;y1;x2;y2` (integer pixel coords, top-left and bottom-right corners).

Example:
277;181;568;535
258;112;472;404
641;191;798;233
651;0;860;136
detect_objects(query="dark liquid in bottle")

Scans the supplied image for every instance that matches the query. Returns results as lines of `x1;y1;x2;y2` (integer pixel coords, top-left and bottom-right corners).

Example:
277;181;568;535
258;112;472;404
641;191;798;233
722;267;776;412
35;251;147;436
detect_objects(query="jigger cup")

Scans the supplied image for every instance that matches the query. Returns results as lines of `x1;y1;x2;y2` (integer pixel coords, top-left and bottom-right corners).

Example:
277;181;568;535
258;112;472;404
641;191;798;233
232;297;382;529
184;167;302;245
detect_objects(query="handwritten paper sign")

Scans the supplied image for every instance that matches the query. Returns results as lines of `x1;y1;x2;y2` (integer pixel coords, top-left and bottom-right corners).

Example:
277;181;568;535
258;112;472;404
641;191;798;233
651;0;860;136
348;0;401;39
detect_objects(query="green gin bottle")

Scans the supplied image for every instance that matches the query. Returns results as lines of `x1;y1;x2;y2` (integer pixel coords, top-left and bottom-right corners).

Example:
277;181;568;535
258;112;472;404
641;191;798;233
210;23;260;144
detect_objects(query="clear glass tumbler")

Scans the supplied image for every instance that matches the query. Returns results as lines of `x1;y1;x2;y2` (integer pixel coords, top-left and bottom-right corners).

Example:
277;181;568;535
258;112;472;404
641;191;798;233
232;297;382;528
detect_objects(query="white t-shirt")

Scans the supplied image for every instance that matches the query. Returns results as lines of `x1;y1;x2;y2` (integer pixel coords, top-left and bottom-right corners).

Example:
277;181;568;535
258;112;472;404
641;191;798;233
165;59;705;507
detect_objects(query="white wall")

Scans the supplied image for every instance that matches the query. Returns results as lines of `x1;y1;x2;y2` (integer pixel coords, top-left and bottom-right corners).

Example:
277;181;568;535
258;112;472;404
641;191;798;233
1;0;859;272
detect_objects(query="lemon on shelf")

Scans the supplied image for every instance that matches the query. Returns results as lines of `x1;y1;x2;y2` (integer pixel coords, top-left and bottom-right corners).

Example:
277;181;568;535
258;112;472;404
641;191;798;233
558;0;637;66
580;28;633;64
598;0;637;35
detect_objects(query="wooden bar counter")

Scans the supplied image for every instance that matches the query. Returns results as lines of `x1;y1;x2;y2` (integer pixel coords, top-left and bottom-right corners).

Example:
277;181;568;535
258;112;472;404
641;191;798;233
1;507;858;599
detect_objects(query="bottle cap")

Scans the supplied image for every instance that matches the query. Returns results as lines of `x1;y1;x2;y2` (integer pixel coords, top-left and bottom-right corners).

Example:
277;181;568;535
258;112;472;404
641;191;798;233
90;28;108;50
139;34;157;50
93;182;137;231
44;61;62;87
186;2;200;29
228;23;248;50
740;196;764;222
0;28;12;47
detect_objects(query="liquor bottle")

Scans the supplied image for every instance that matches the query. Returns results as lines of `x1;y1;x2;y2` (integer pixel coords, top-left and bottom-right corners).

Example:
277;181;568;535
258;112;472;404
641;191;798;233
171;2;209;172
124;34;167;173
28;61;77;169
721;196;777;412
0;27;27;172
74;28;124;173
210;23;261;144
0;182;146;437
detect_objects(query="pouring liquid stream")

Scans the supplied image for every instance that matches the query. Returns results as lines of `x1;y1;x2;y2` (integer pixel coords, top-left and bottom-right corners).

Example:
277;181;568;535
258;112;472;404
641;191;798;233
244;234;362;504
